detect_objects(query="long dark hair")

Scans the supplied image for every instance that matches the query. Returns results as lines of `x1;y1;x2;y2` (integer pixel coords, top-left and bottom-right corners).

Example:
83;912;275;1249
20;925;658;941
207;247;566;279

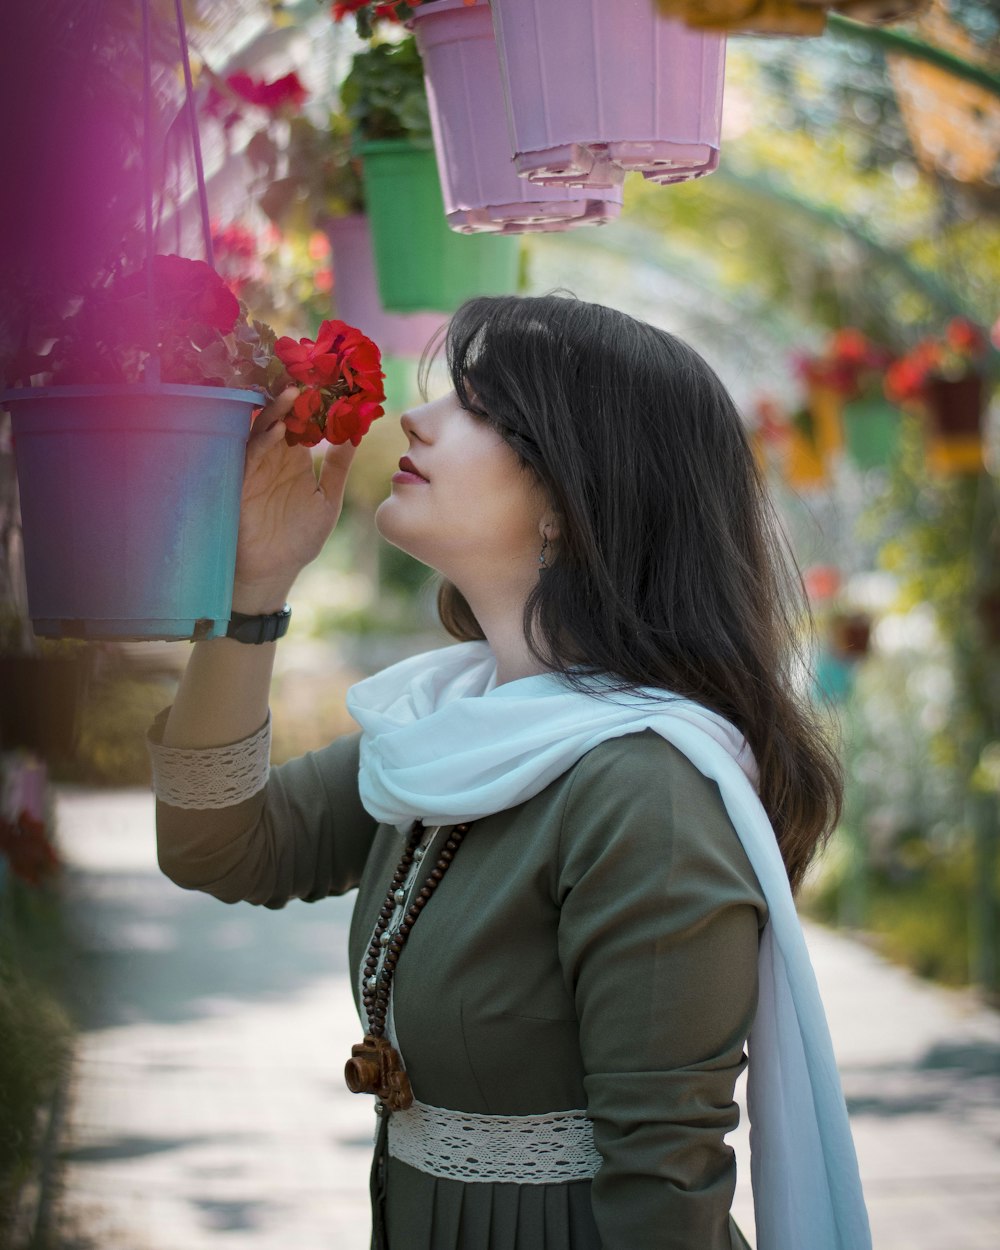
428;293;842;895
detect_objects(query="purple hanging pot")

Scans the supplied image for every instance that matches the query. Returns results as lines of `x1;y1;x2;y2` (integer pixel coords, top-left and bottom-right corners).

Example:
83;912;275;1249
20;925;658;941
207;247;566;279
323;214;446;357
409;0;621;233
489;0;726;186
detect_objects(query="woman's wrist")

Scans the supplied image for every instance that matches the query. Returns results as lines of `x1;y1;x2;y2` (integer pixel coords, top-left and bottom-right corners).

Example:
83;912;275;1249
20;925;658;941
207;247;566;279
230;579;295;616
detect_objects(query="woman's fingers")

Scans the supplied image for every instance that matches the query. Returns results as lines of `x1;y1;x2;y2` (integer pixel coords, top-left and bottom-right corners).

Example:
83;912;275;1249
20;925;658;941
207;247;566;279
316;439;358;509
248;386;298;443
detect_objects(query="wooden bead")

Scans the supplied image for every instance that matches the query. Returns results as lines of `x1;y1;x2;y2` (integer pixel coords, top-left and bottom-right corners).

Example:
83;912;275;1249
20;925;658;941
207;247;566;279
357;820;474;1041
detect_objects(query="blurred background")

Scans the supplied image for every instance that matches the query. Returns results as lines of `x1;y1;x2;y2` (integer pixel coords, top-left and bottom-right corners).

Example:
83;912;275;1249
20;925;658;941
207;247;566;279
0;1;998;1247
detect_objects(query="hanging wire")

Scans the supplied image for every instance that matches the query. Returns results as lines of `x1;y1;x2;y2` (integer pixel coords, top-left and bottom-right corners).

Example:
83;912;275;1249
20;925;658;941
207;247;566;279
174;0;215;269
140;0;160;385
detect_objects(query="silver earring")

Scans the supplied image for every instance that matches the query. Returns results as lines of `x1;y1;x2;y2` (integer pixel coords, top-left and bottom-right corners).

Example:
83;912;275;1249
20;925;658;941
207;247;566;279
538;534;549;570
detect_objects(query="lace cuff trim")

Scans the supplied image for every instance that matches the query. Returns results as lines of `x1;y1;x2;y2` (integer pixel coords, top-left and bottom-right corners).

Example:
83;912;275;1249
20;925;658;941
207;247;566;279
146;712;271;809
386;1098;602;1185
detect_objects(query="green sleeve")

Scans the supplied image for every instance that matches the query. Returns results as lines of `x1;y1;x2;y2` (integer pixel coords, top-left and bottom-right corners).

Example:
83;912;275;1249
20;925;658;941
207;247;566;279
148;706;378;909
556;730;768;1250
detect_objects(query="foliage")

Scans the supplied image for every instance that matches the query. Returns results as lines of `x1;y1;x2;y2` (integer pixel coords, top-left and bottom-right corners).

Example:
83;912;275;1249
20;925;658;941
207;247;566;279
340;37;432;144
4;254;292;401
49;675;172;787
623;33;1000;350
209;80;366;231
803;837;998;989
0;880;75;1230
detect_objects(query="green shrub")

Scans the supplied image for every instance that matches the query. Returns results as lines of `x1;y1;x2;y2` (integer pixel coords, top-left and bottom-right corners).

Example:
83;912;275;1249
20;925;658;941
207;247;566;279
0;882;75;1233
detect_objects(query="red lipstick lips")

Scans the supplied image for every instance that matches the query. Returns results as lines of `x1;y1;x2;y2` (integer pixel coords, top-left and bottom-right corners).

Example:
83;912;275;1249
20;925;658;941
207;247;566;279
393;455;429;485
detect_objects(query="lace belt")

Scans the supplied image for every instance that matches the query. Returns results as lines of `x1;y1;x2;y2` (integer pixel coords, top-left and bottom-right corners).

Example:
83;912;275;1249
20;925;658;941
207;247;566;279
385;1098;602;1185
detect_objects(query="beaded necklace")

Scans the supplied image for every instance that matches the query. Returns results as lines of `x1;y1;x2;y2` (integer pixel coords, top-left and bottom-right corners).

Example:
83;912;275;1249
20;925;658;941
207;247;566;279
345;819;471;1112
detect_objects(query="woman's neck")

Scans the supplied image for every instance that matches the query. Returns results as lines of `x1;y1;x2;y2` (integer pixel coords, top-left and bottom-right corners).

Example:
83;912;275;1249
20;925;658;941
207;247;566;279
457;576;550;687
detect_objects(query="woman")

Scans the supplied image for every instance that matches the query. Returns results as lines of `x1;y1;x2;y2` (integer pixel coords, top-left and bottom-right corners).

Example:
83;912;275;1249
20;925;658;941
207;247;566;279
147;295;871;1249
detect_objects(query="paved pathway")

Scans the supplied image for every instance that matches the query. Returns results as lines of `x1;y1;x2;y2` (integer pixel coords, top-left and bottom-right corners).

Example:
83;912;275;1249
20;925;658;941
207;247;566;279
46;786;1000;1250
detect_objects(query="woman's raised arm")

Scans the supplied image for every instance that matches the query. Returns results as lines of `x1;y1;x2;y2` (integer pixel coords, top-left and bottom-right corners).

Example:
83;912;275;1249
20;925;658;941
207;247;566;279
149;387;376;906
161;385;357;749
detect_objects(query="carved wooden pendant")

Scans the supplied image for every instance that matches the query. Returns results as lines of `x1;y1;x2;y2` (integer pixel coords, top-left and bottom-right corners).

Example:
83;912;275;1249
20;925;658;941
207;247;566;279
345;1034;414;1112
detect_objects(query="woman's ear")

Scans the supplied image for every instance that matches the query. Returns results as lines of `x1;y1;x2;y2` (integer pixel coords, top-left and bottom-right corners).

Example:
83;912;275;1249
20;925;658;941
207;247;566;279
539;512;561;544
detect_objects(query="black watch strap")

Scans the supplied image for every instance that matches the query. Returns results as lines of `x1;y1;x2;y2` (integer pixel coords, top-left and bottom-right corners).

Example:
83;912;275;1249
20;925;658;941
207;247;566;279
225;603;292;644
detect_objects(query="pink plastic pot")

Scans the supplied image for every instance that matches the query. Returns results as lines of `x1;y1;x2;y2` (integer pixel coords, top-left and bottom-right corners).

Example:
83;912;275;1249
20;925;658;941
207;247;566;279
489;0;726;186
323;215;446;357
410;0;621;233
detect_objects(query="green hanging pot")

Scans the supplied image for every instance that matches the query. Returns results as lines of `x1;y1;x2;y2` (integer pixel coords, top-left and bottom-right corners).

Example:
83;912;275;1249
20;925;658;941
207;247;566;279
840;397;900;470
356;139;519;313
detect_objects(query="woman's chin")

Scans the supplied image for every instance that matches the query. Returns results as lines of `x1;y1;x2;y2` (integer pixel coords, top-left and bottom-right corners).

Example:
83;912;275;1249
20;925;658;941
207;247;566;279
374;497;422;562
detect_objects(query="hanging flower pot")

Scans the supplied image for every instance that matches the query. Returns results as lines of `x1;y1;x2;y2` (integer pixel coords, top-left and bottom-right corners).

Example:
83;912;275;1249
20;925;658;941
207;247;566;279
357;138;520;312
922;373;985;475
884;321;991;478
3;383;261;641
324;214;446;356
409;0;622;233
829;611;873;661
489;0;725;186
840;397;900;470
805;381;844;461
784;425;828;492
812;647;855;705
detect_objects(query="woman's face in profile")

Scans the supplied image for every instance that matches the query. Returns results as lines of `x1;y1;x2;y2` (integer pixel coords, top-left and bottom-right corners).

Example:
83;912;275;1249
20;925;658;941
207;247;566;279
375;391;549;583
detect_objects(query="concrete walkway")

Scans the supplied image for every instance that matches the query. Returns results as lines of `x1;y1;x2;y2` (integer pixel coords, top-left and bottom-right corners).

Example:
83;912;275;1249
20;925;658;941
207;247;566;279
45;785;1000;1250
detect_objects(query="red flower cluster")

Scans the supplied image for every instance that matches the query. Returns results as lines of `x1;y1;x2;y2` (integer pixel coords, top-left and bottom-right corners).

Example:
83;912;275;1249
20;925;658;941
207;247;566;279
212;222;258;260
0;809;60;886
275;319;386;447
883;318;989;405
113;255;241;336
331;0;408;21
795;328;893;399
205;70;308;121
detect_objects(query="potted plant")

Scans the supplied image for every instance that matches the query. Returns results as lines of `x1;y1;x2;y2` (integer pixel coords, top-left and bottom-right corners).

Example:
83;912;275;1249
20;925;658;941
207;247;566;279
1;257;386;641
340;35;520;312
884;318;993;476
818;329;898;471
829;609;874;661
406;0;623;233
652;0;926;39
201;64;444;387
487;0;726;186
784;406;829;492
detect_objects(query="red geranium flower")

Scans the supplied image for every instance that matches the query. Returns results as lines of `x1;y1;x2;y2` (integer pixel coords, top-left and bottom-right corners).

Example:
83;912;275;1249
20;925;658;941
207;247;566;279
114;255;240;335
0;810;60;886
945;317;987;359
276;320;354;386
226;70;308;113
275;319;385;448
331;0;407;21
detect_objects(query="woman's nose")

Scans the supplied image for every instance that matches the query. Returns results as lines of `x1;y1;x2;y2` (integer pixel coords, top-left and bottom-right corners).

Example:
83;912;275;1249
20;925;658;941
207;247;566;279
401;405;431;443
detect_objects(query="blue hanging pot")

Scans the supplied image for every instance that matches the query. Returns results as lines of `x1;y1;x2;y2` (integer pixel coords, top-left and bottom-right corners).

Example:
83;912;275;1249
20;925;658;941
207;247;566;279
3;382;261;641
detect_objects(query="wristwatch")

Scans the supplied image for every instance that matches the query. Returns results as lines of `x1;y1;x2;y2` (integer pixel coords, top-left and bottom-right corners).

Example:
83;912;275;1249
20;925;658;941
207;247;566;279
225;603;292;644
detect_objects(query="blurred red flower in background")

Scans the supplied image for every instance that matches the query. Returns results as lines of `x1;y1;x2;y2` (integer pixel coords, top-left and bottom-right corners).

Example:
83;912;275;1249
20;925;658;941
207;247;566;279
0;810;60;887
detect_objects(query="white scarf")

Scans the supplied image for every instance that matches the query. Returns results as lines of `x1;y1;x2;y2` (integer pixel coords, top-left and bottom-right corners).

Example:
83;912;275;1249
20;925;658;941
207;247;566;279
347;640;872;1250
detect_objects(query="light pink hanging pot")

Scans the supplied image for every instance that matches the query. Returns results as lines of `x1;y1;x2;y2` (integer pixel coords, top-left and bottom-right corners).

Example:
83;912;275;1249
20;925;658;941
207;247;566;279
323;214;446;356
409;0;621;233
488;0;726;186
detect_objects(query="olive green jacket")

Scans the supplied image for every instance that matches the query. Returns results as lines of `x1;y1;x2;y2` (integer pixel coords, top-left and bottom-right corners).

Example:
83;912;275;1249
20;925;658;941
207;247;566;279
150;710;768;1250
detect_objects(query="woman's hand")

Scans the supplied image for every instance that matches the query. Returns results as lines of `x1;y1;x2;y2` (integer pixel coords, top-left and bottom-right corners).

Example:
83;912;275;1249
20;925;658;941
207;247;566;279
232;387;357;613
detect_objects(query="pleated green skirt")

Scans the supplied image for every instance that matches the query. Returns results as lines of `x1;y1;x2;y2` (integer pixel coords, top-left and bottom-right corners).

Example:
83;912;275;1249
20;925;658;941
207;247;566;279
371;1119;755;1250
